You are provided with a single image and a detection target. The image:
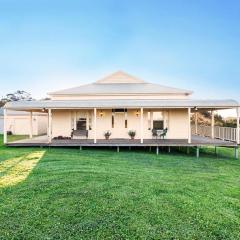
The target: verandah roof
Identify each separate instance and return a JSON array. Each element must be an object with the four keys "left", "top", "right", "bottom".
[{"left": 4, "top": 99, "right": 239, "bottom": 111}]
